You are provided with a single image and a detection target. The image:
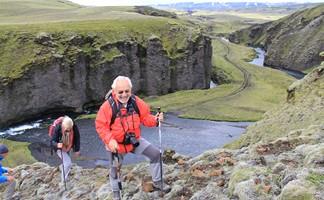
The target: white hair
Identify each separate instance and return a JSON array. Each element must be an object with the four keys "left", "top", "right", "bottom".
[
  {"left": 111, "top": 76, "right": 132, "bottom": 89},
  {"left": 62, "top": 116, "right": 73, "bottom": 129}
]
